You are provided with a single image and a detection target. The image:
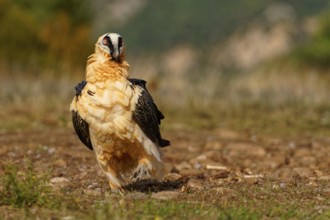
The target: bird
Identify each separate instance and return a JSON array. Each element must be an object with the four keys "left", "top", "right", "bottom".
[{"left": 70, "top": 33, "right": 170, "bottom": 191}]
